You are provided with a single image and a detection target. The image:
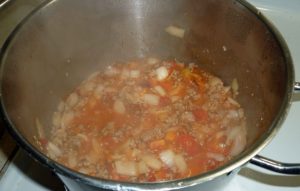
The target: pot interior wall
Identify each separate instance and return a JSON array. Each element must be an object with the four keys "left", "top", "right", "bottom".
[{"left": 1, "top": 0, "right": 287, "bottom": 171}]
